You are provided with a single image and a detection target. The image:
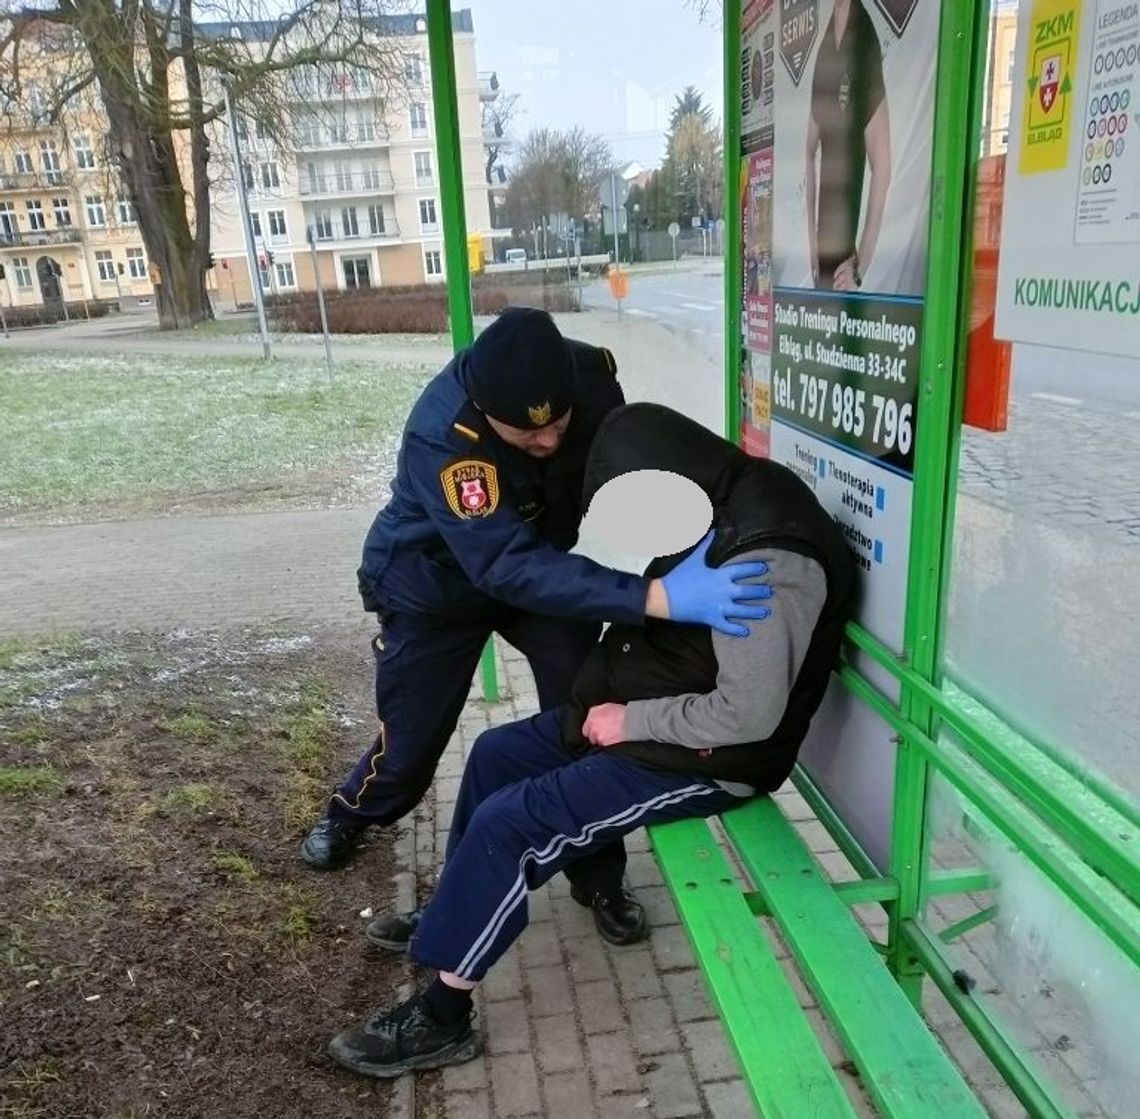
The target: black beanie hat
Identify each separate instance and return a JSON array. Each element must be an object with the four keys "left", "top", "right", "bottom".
[{"left": 468, "top": 307, "right": 575, "bottom": 429}]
